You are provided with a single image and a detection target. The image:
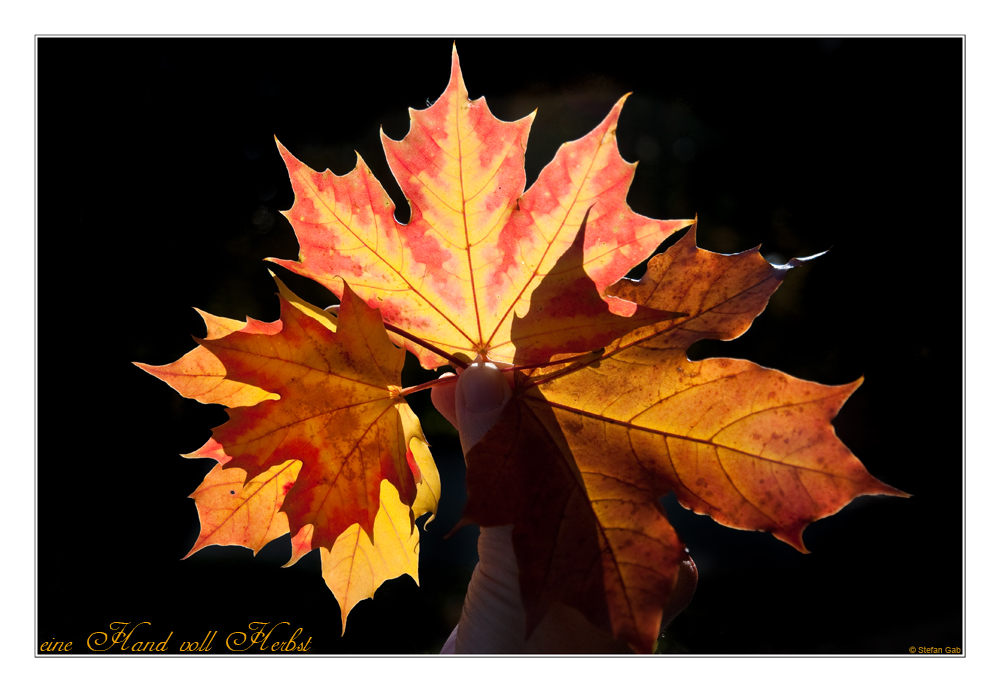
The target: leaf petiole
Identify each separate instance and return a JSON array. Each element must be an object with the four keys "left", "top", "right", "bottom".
[
  {"left": 378, "top": 321, "right": 469, "bottom": 370},
  {"left": 399, "top": 377, "right": 456, "bottom": 398},
  {"left": 499, "top": 352, "right": 595, "bottom": 373}
]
